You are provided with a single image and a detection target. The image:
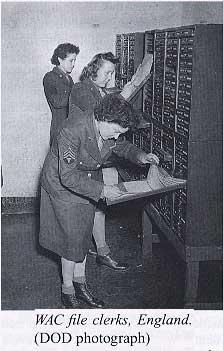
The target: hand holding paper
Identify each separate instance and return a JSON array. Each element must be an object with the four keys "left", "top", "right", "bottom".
[
  {"left": 120, "top": 54, "right": 153, "bottom": 101},
  {"left": 147, "top": 164, "right": 186, "bottom": 190},
  {"left": 131, "top": 54, "right": 153, "bottom": 87},
  {"left": 138, "top": 152, "right": 159, "bottom": 165}
]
